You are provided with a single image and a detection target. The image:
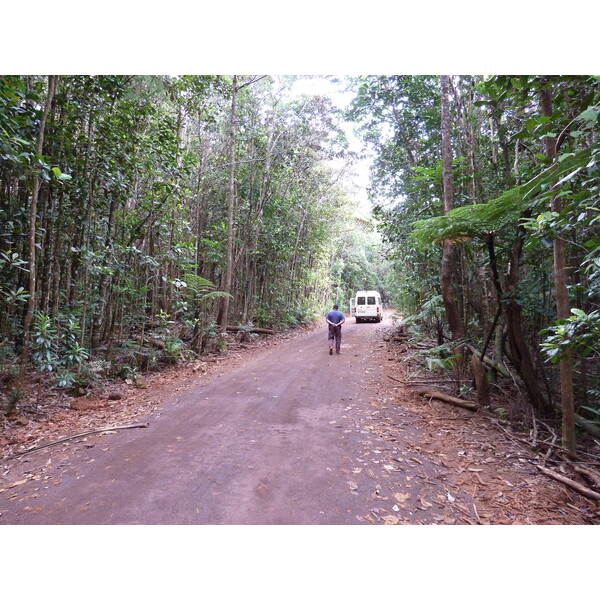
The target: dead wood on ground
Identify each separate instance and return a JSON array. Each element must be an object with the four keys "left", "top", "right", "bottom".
[
  {"left": 132, "top": 335, "right": 165, "bottom": 349},
  {"left": 536, "top": 464, "right": 600, "bottom": 501},
  {"left": 226, "top": 325, "right": 274, "bottom": 335},
  {"left": 5, "top": 422, "right": 149, "bottom": 460},
  {"left": 571, "top": 463, "right": 600, "bottom": 489},
  {"left": 414, "top": 388, "right": 478, "bottom": 411}
]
